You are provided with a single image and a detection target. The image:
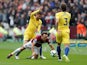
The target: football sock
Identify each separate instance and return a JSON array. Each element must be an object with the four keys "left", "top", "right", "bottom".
[
  {"left": 40, "top": 46, "right": 42, "bottom": 56},
  {"left": 57, "top": 45, "right": 61, "bottom": 59},
  {"left": 15, "top": 48, "right": 25, "bottom": 56},
  {"left": 64, "top": 47, "right": 69, "bottom": 56},
  {"left": 15, "top": 51, "right": 21, "bottom": 56},
  {"left": 11, "top": 48, "right": 21, "bottom": 55}
]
